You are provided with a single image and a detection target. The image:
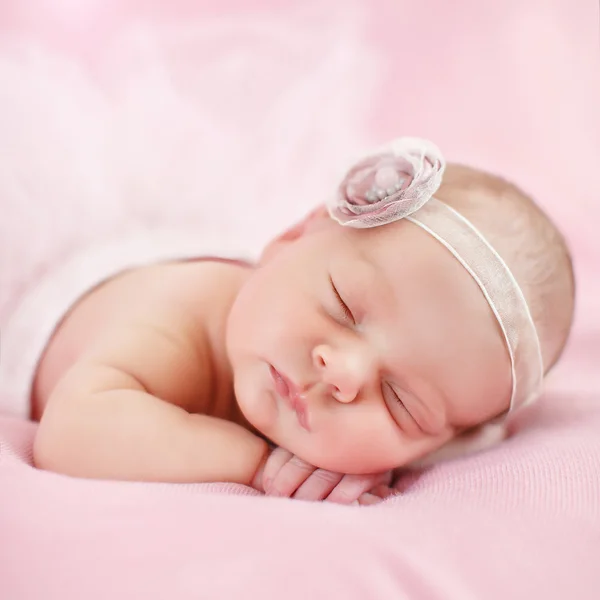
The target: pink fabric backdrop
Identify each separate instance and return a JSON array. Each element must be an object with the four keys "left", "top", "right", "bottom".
[{"left": 1, "top": 1, "right": 599, "bottom": 598}]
